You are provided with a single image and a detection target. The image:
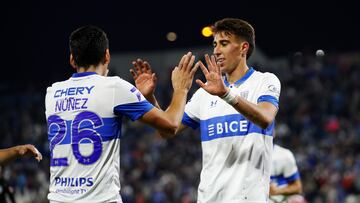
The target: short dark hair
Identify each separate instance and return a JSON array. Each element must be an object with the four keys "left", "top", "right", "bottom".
[
  {"left": 212, "top": 18, "right": 255, "bottom": 59},
  {"left": 69, "top": 25, "right": 109, "bottom": 68}
]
